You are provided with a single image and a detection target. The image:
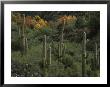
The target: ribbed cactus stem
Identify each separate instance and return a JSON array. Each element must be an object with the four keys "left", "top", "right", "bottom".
[
  {"left": 44, "top": 35, "right": 47, "bottom": 64},
  {"left": 84, "top": 32, "right": 86, "bottom": 58},
  {"left": 25, "top": 37, "right": 28, "bottom": 52},
  {"left": 49, "top": 45, "right": 51, "bottom": 65},
  {"left": 62, "top": 43, "right": 65, "bottom": 57},
  {"left": 82, "top": 32, "right": 87, "bottom": 77},
  {"left": 18, "top": 26, "right": 21, "bottom": 36},
  {"left": 82, "top": 57, "right": 86, "bottom": 77},
  {"left": 98, "top": 49, "right": 100, "bottom": 67},
  {"left": 95, "top": 42, "right": 98, "bottom": 69},
  {"left": 61, "top": 32, "right": 64, "bottom": 43},
  {"left": 63, "top": 19, "right": 65, "bottom": 31},
  {"left": 61, "top": 19, "right": 65, "bottom": 43},
  {"left": 58, "top": 42, "right": 61, "bottom": 58},
  {"left": 51, "top": 40, "right": 54, "bottom": 53},
  {"left": 22, "top": 14, "right": 25, "bottom": 36},
  {"left": 22, "top": 14, "right": 26, "bottom": 53},
  {"left": 95, "top": 43, "right": 98, "bottom": 61},
  {"left": 60, "top": 42, "right": 62, "bottom": 56}
]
